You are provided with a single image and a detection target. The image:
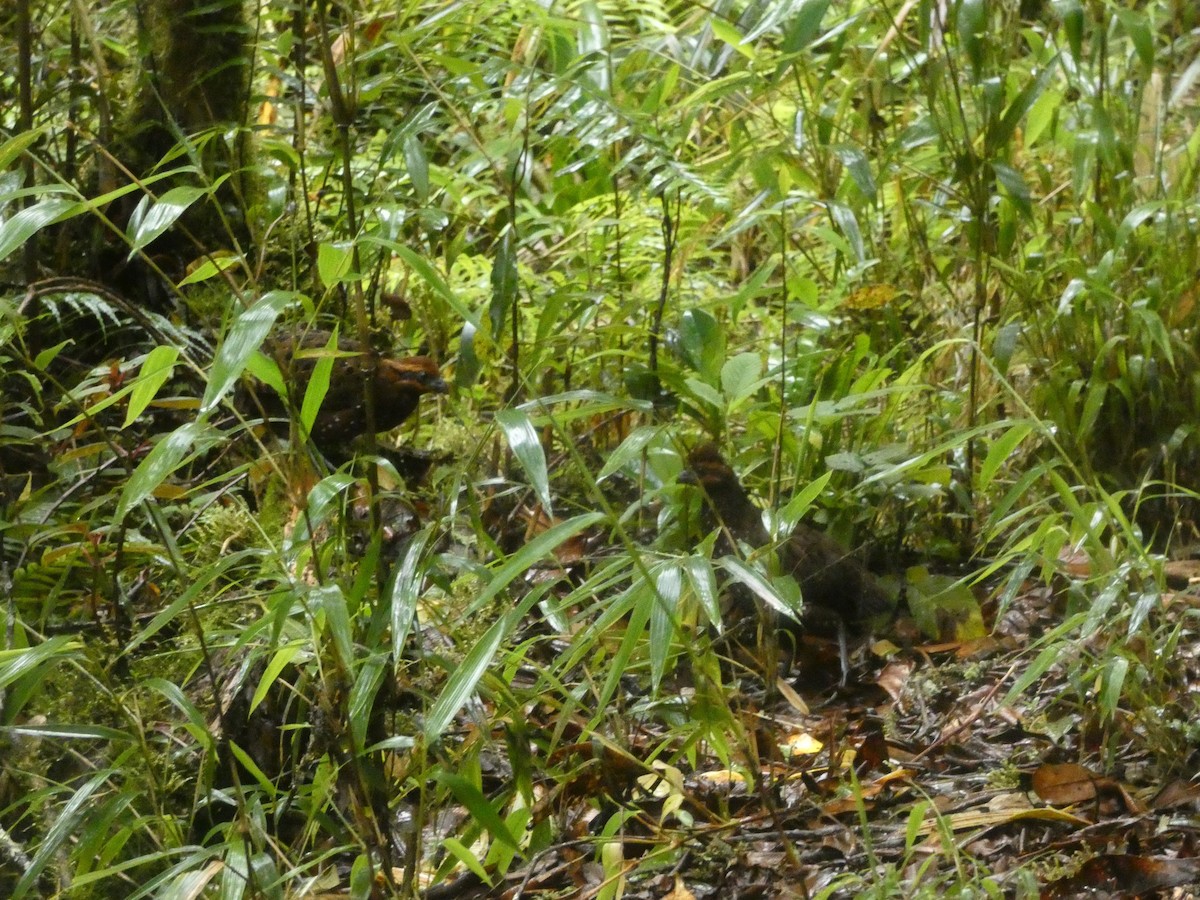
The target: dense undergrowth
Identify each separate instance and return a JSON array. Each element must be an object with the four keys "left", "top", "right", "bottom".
[{"left": 2, "top": 0, "right": 1200, "bottom": 896}]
